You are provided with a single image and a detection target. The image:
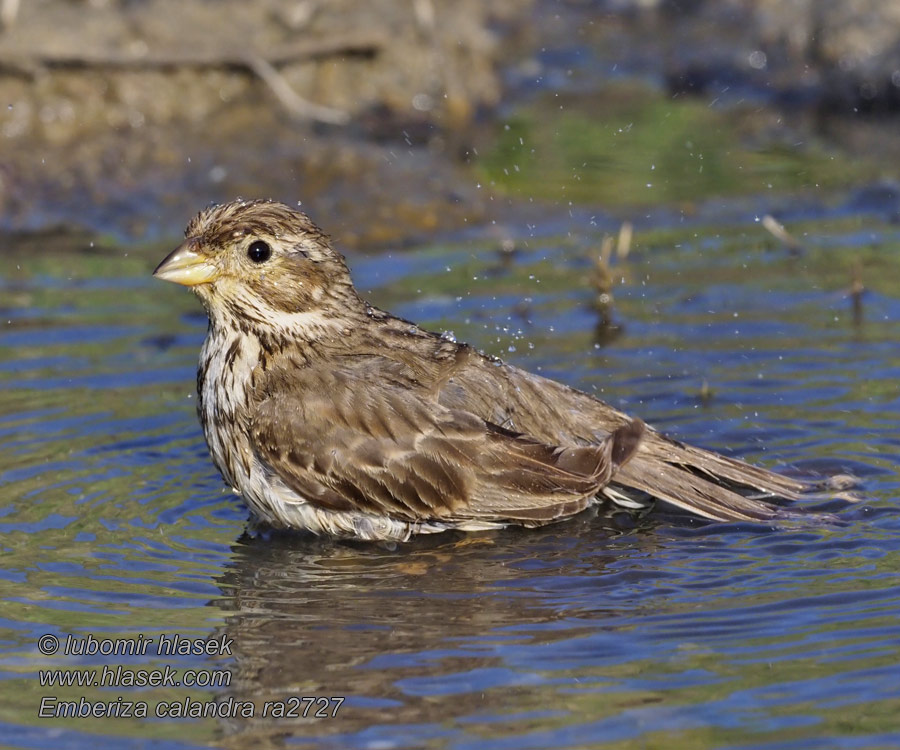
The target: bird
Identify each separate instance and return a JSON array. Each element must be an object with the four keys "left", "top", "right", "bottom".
[{"left": 154, "top": 199, "right": 833, "bottom": 541}]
